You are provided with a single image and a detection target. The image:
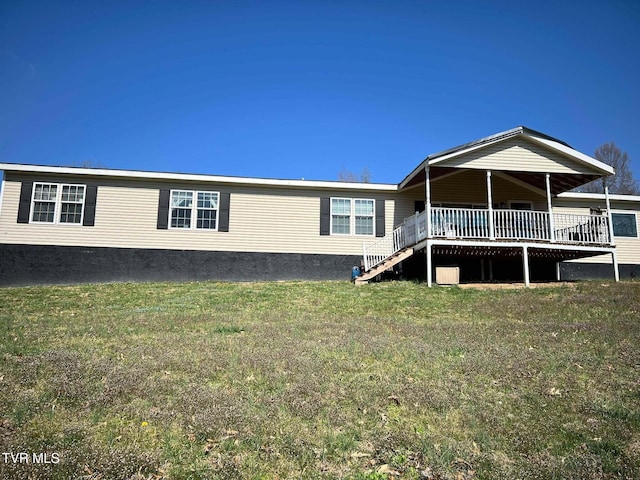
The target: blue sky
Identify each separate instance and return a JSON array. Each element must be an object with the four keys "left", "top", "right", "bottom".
[{"left": 1, "top": 0, "right": 639, "bottom": 184}]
